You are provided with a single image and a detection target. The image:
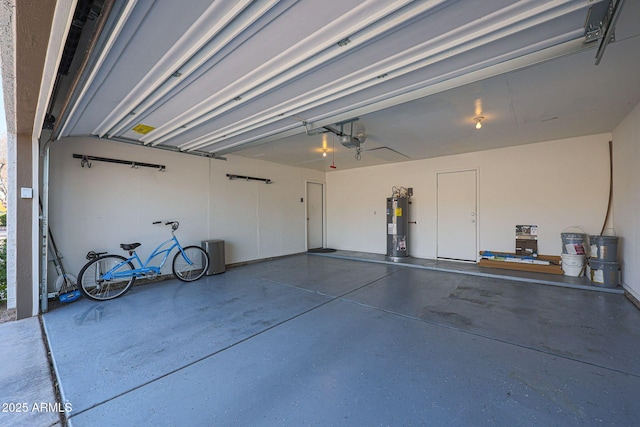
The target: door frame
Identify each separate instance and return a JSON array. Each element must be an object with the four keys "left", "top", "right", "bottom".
[
  {"left": 436, "top": 168, "right": 480, "bottom": 262},
  {"left": 305, "top": 180, "right": 326, "bottom": 250}
]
